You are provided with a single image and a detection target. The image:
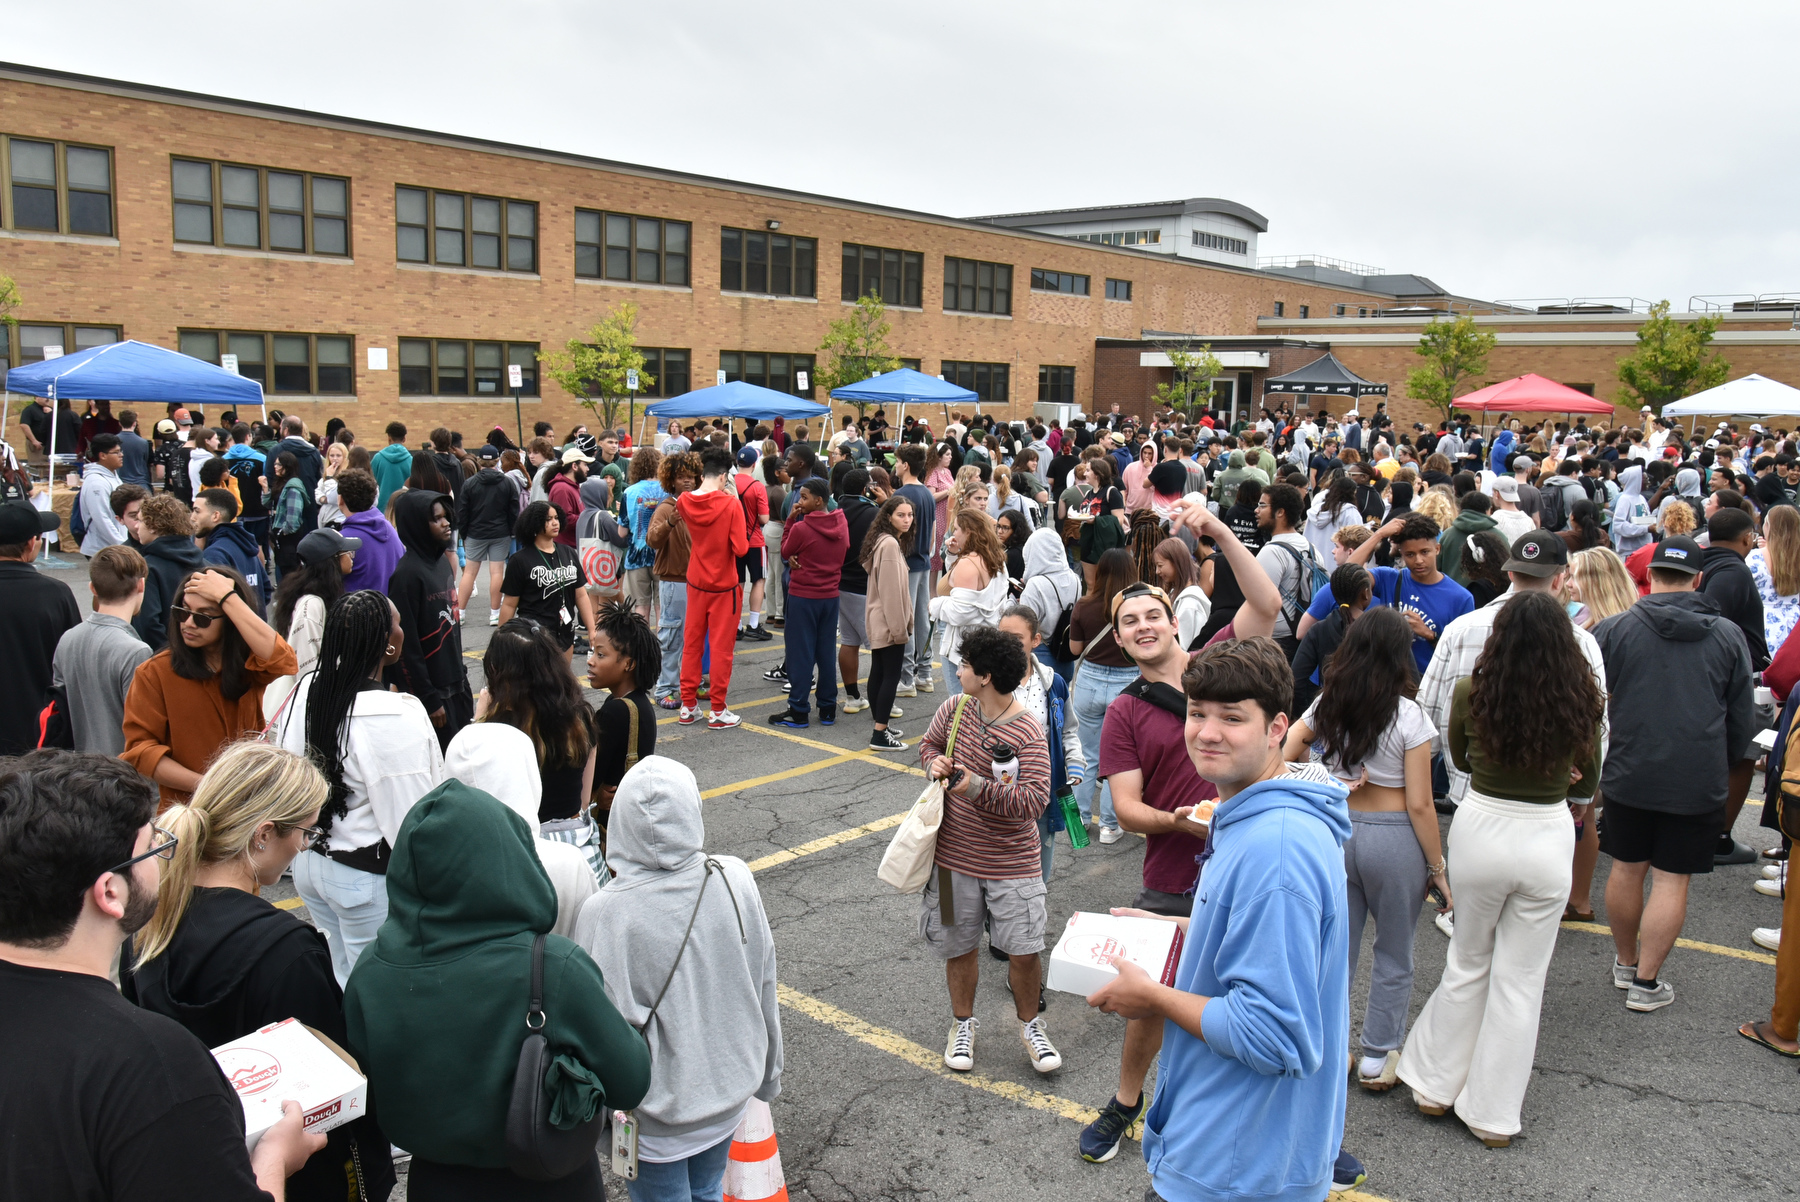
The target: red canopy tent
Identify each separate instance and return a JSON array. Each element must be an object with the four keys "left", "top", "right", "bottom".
[{"left": 1452, "top": 373, "right": 1614, "bottom": 414}]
